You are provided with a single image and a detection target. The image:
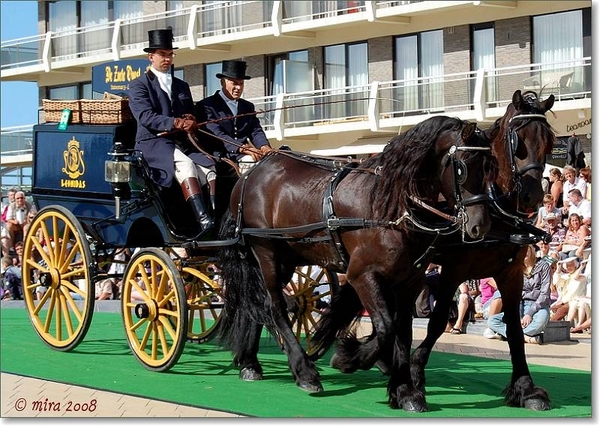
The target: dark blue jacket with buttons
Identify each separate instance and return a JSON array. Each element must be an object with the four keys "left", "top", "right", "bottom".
[
  {"left": 129, "top": 70, "right": 206, "bottom": 187},
  {"left": 195, "top": 91, "right": 270, "bottom": 165}
]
